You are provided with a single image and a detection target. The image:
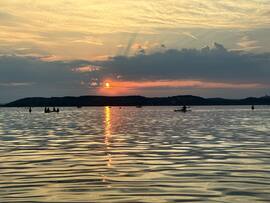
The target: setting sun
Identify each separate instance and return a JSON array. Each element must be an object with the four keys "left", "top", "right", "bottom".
[{"left": 105, "top": 82, "right": 111, "bottom": 88}]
